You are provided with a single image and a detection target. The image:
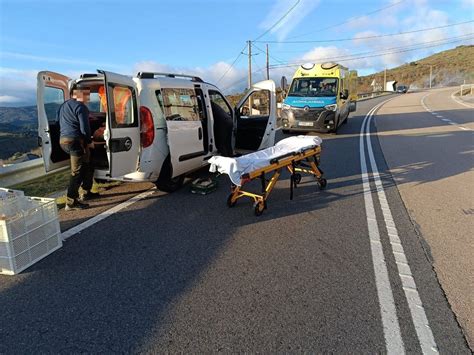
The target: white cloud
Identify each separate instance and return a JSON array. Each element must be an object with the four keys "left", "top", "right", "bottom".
[
  {"left": 258, "top": 0, "right": 320, "bottom": 41},
  {"left": 133, "top": 60, "right": 247, "bottom": 93},
  {"left": 0, "top": 95, "right": 23, "bottom": 104},
  {"left": 461, "top": 0, "right": 474, "bottom": 7}
]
